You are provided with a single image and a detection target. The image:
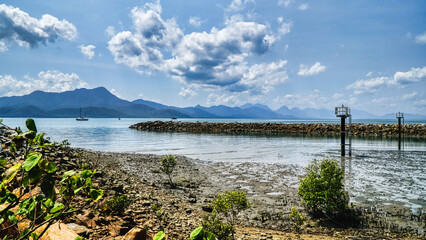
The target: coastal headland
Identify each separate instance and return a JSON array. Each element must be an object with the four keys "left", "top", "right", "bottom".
[{"left": 130, "top": 121, "right": 426, "bottom": 137}]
